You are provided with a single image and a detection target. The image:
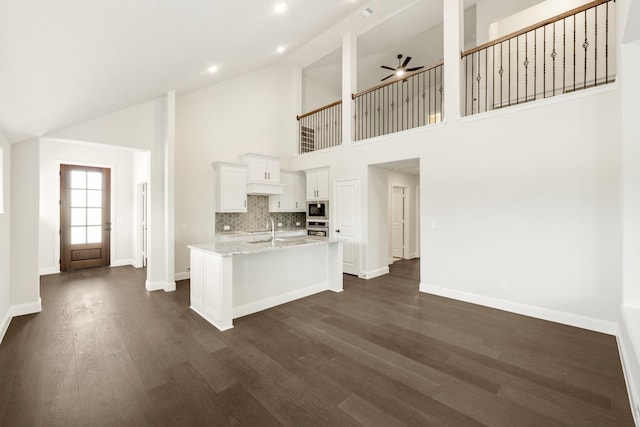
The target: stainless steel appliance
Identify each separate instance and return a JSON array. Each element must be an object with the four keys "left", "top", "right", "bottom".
[
  {"left": 307, "top": 221, "right": 329, "bottom": 238},
  {"left": 307, "top": 200, "right": 329, "bottom": 220}
]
